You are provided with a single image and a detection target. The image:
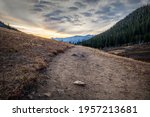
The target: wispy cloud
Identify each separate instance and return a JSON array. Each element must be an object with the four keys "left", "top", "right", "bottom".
[
  {"left": 68, "top": 7, "right": 79, "bottom": 11},
  {"left": 0, "top": 0, "right": 149, "bottom": 38}
]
